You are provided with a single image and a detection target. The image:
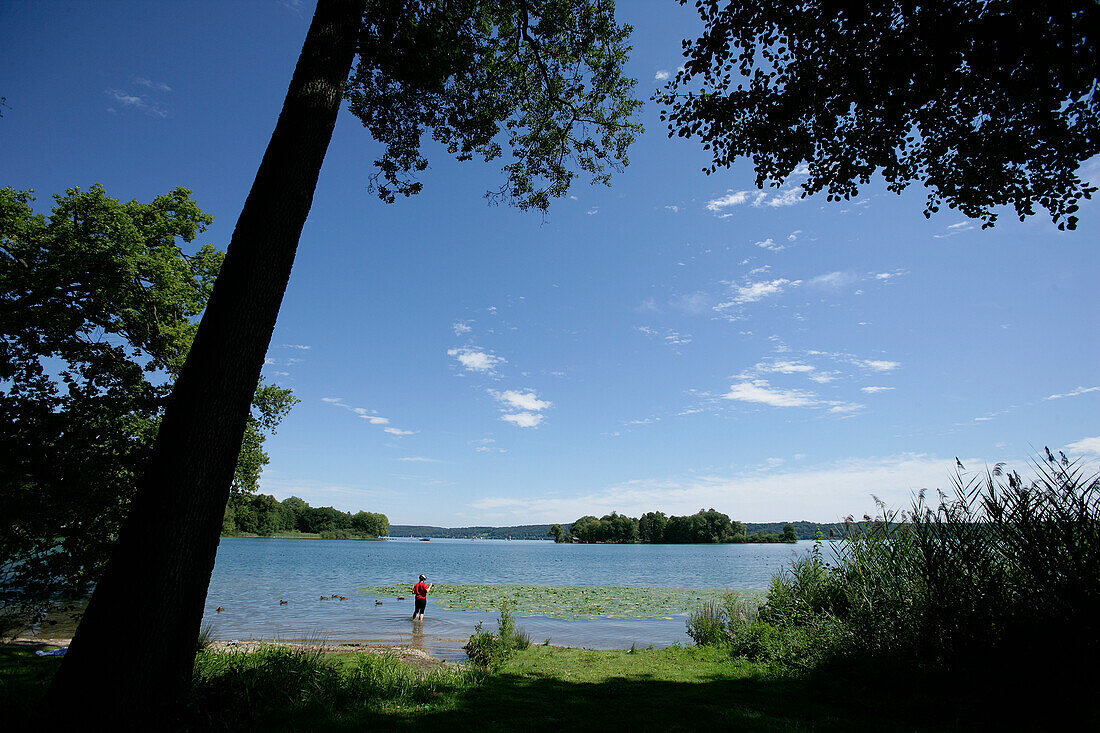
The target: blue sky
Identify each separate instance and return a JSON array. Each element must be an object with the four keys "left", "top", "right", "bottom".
[{"left": 3, "top": 1, "right": 1098, "bottom": 526}]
